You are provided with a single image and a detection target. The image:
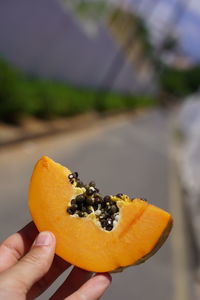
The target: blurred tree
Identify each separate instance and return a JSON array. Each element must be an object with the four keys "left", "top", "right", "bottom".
[
  {"left": 109, "top": 8, "right": 153, "bottom": 58},
  {"left": 160, "top": 65, "right": 200, "bottom": 97},
  {"left": 60, "top": 0, "right": 110, "bottom": 23},
  {"left": 161, "top": 35, "right": 178, "bottom": 52},
  {"left": 98, "top": 7, "right": 156, "bottom": 97}
]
